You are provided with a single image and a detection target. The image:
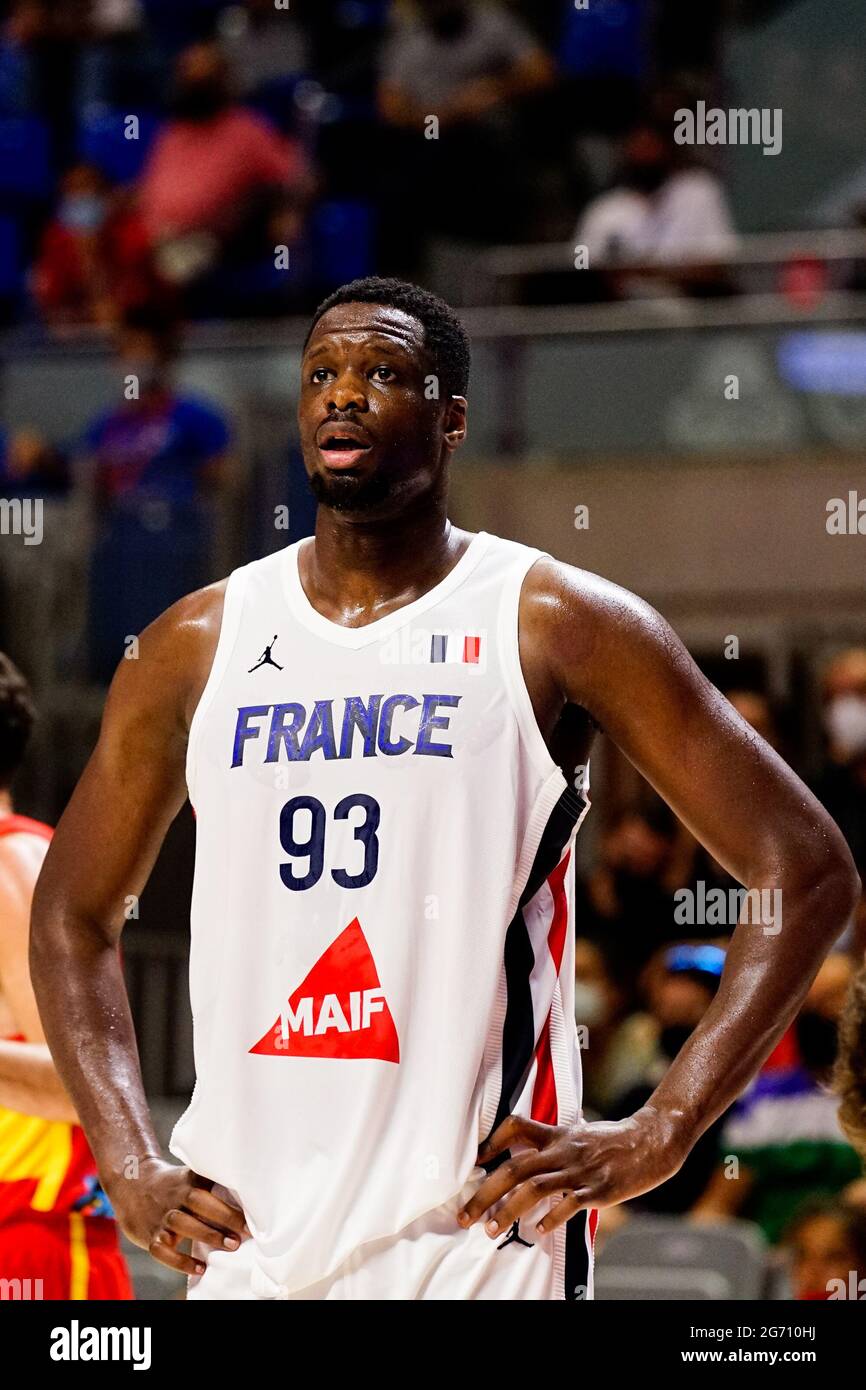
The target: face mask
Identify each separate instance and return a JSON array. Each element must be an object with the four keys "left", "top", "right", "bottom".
[
  {"left": 795, "top": 1011, "right": 838, "bottom": 1073},
  {"left": 573, "top": 981, "right": 606, "bottom": 1028},
  {"left": 824, "top": 694, "right": 866, "bottom": 761},
  {"left": 58, "top": 194, "right": 106, "bottom": 232},
  {"left": 659, "top": 1024, "right": 693, "bottom": 1061}
]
